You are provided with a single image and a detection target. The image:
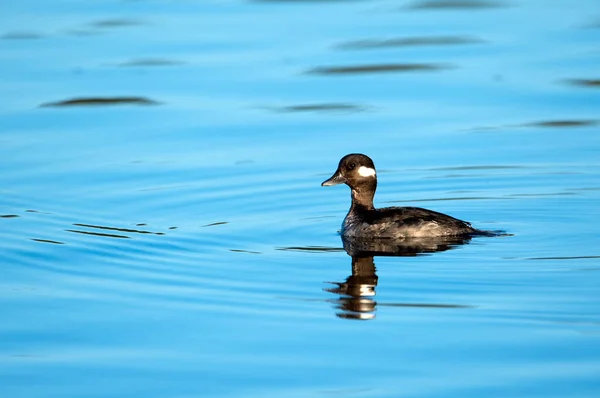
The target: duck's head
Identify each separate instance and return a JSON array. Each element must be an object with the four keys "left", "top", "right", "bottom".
[{"left": 321, "top": 153, "right": 377, "bottom": 188}]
